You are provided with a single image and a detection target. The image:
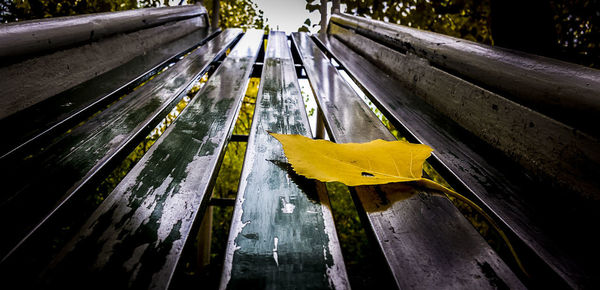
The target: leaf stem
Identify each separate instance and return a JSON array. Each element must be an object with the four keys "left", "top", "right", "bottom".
[{"left": 417, "top": 178, "right": 529, "bottom": 278}]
